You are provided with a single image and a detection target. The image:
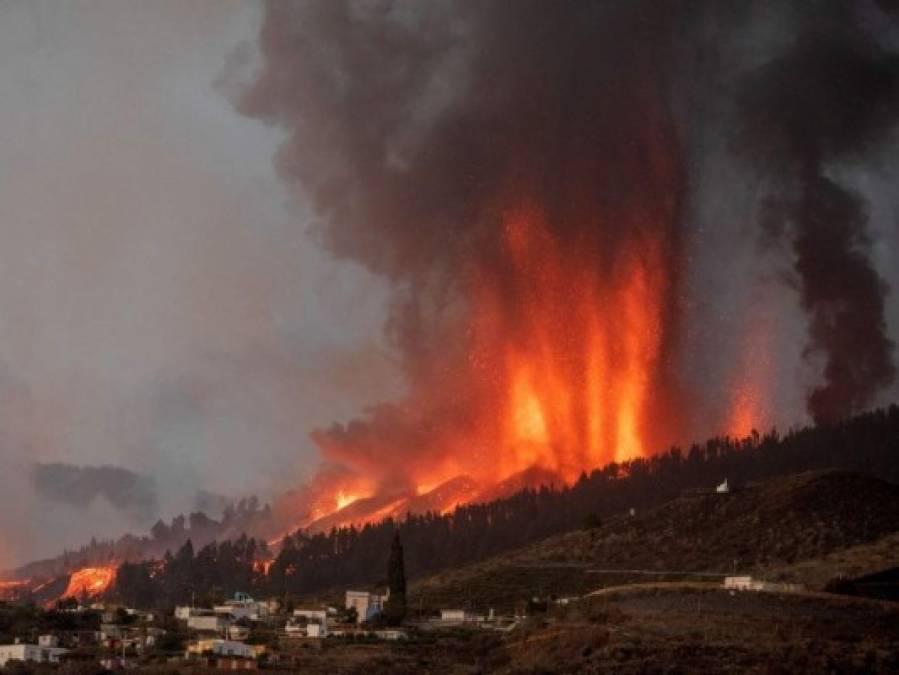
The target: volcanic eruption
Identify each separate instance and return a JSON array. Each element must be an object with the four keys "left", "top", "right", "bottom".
[{"left": 235, "top": 1, "right": 899, "bottom": 531}]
